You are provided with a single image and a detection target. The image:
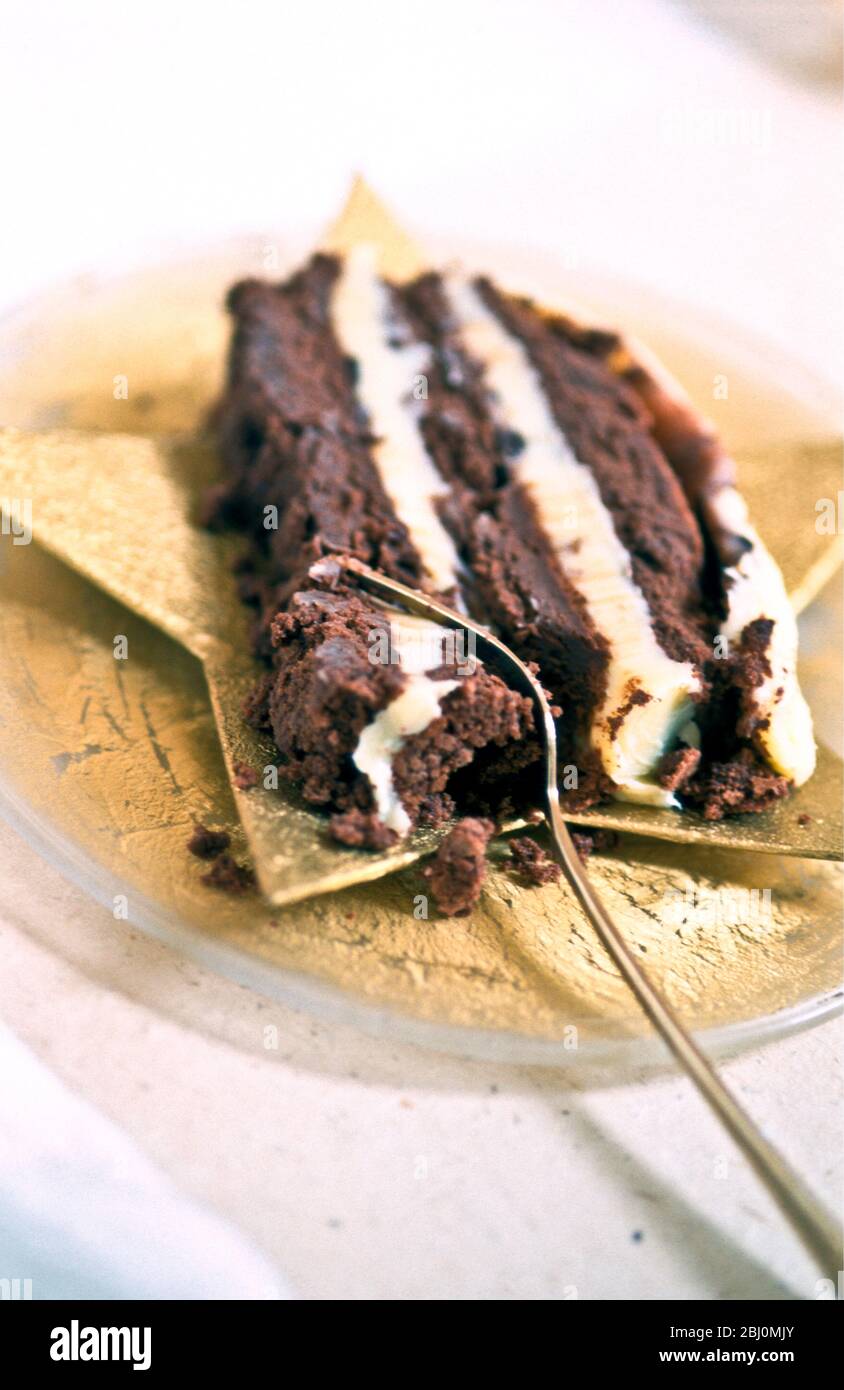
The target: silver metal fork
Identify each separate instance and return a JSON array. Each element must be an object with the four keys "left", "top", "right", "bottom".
[{"left": 342, "top": 556, "right": 843, "bottom": 1286}]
